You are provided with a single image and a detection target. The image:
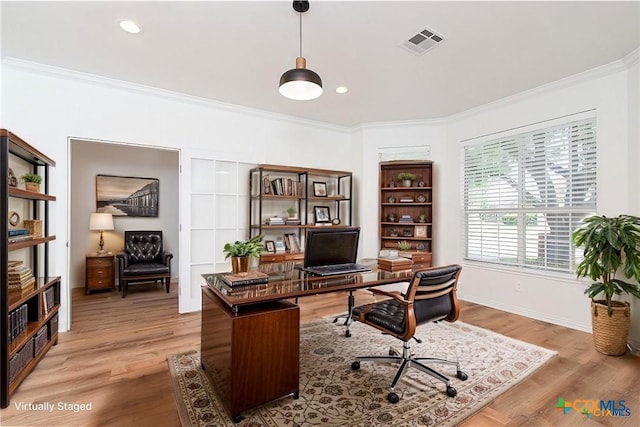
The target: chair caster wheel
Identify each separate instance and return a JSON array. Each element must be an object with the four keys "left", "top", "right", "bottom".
[
  {"left": 232, "top": 414, "right": 243, "bottom": 423},
  {"left": 345, "top": 330, "right": 351, "bottom": 338},
  {"left": 333, "top": 318, "right": 338, "bottom": 323},
  {"left": 387, "top": 392, "right": 400, "bottom": 404},
  {"left": 446, "top": 386, "right": 457, "bottom": 397},
  {"left": 351, "top": 361, "right": 360, "bottom": 370},
  {"left": 457, "top": 371, "right": 468, "bottom": 381}
]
